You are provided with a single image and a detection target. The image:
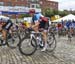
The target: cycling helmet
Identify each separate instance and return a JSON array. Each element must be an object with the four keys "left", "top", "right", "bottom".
[{"left": 29, "top": 9, "right": 35, "bottom": 13}]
